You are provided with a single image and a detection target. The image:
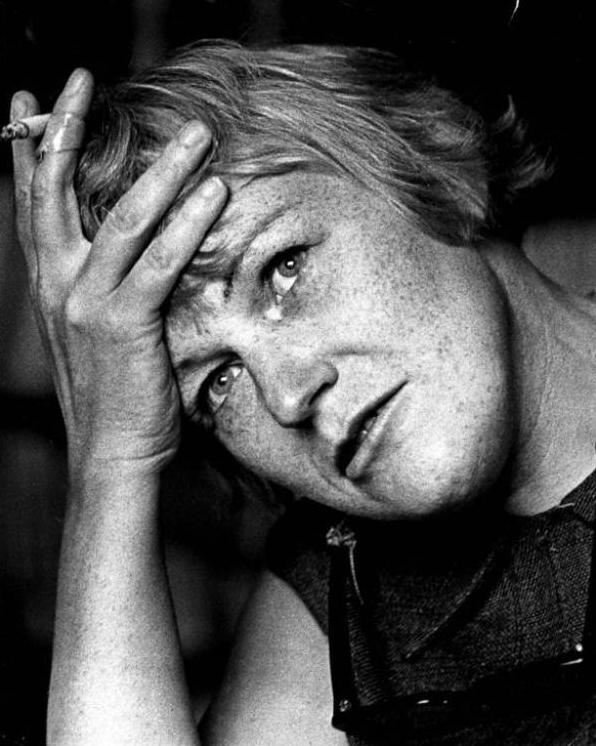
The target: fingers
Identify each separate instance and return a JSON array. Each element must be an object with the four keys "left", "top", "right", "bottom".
[
  {"left": 88, "top": 121, "right": 215, "bottom": 287},
  {"left": 31, "top": 68, "right": 94, "bottom": 249},
  {"left": 11, "top": 91, "right": 41, "bottom": 263},
  {"left": 121, "top": 176, "right": 228, "bottom": 309}
]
